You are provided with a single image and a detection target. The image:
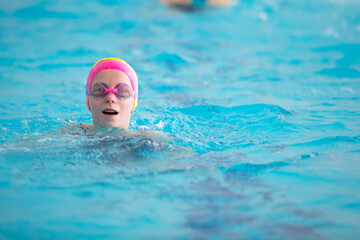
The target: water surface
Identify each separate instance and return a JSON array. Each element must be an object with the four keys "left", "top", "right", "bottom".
[{"left": 0, "top": 0, "right": 360, "bottom": 239}]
